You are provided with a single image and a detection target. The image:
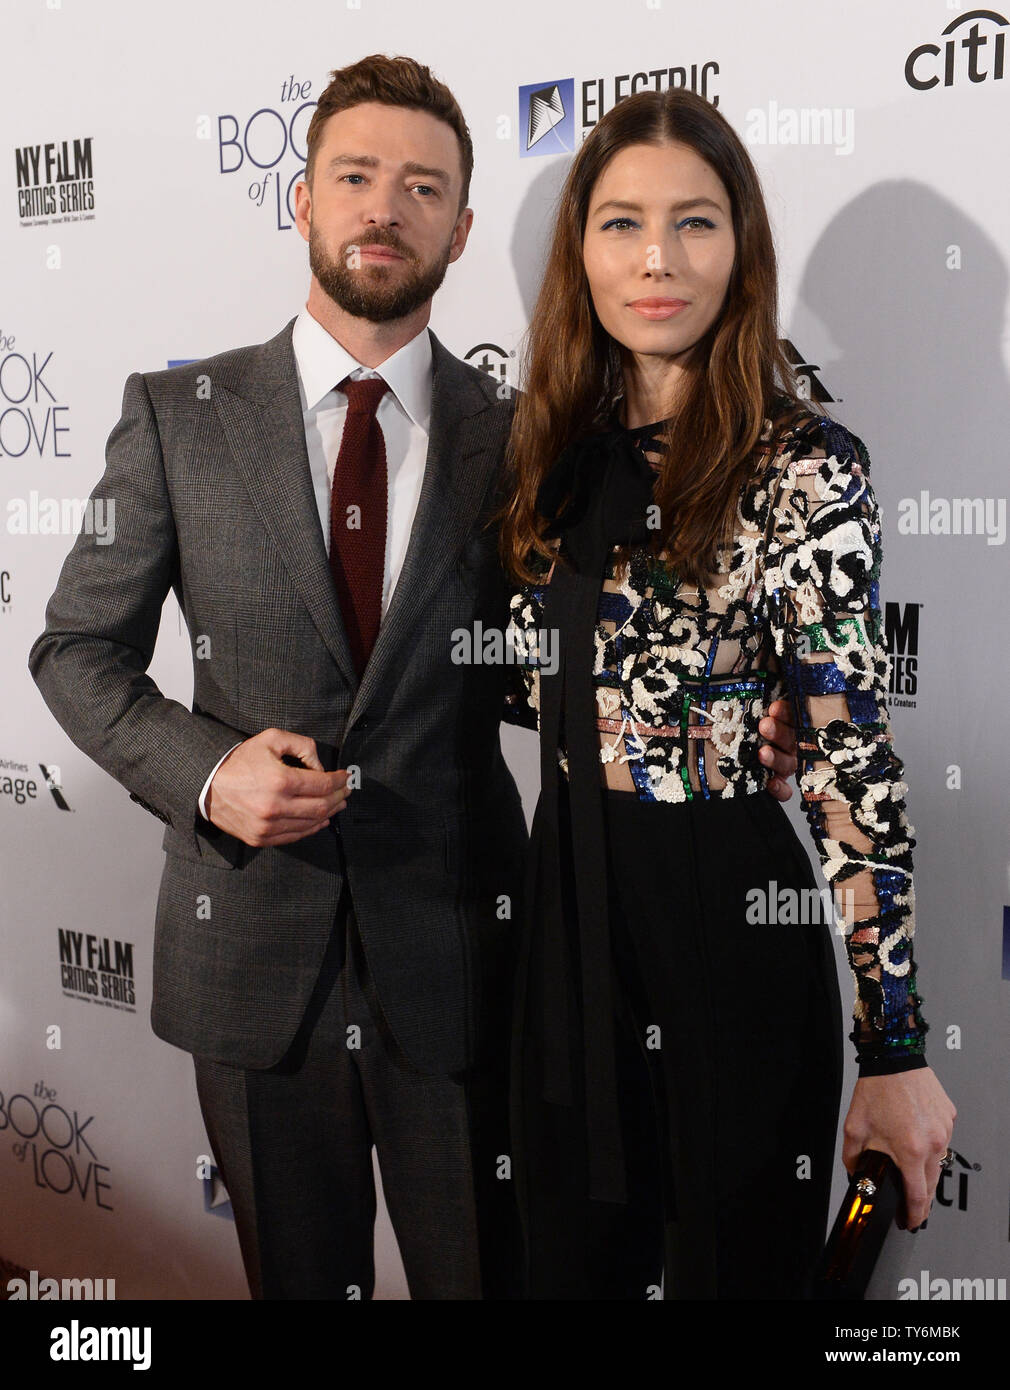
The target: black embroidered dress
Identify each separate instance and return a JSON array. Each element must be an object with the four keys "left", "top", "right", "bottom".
[{"left": 503, "top": 408, "right": 928, "bottom": 1299}]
